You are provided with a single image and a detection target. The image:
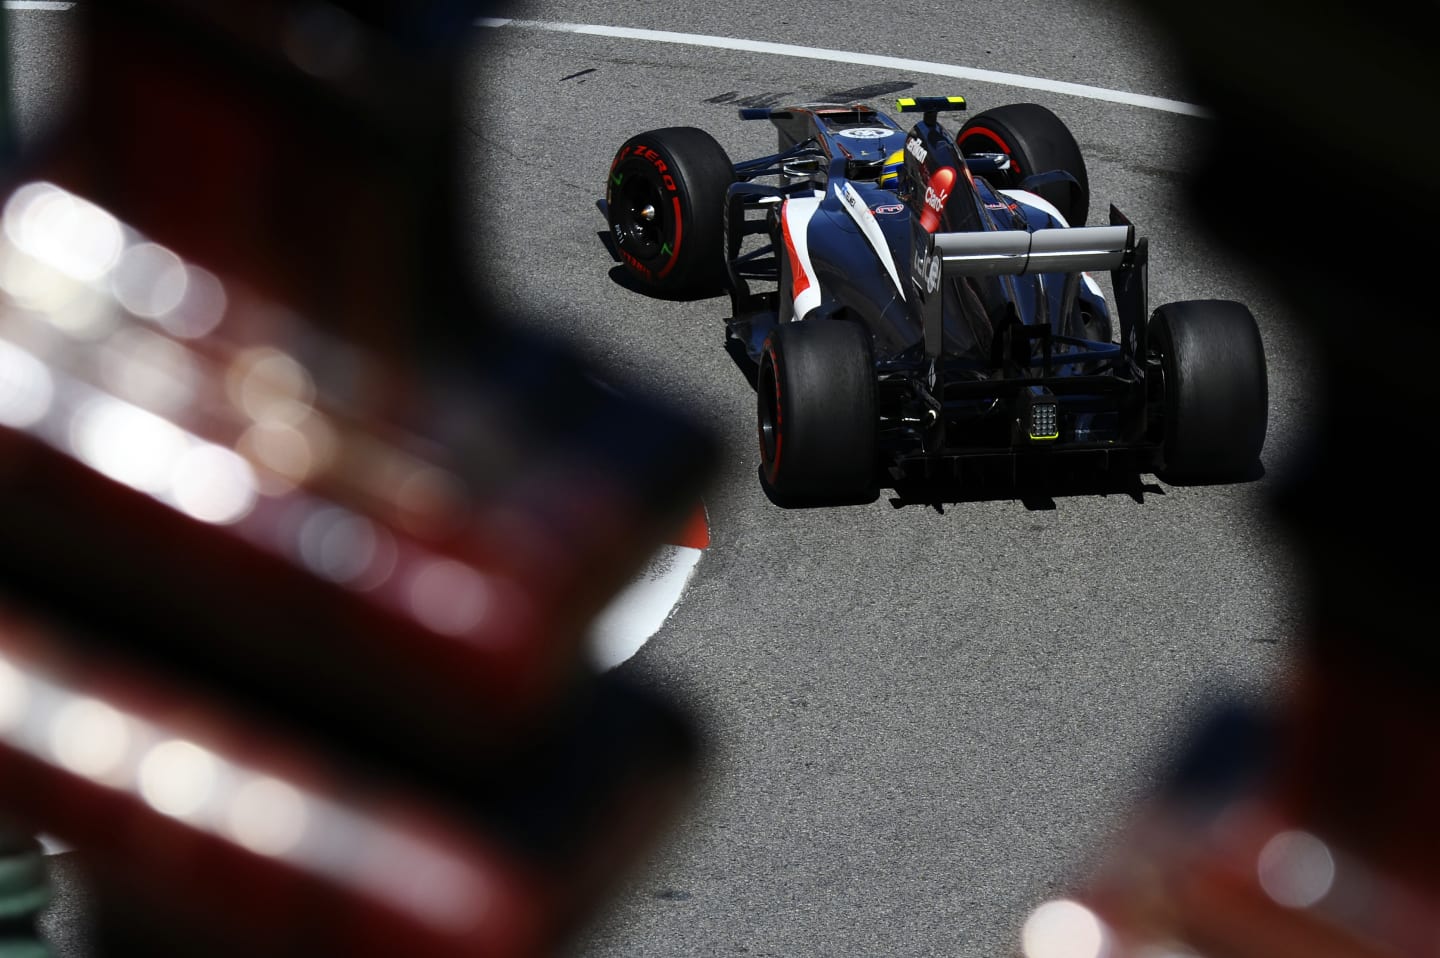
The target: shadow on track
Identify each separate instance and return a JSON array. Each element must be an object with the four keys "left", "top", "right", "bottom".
[
  {"left": 886, "top": 463, "right": 1169, "bottom": 514},
  {"left": 755, "top": 458, "right": 1195, "bottom": 514}
]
